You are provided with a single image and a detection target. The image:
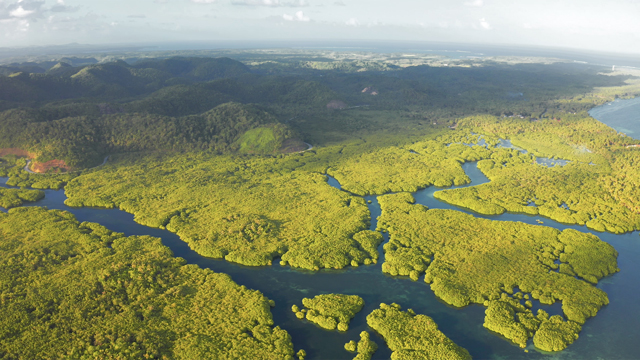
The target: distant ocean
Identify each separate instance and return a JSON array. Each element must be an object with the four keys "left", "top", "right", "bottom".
[
  {"left": 590, "top": 97, "right": 640, "bottom": 140},
  {"left": 139, "top": 40, "right": 640, "bottom": 68},
  {"left": 1, "top": 40, "right": 638, "bottom": 69}
]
